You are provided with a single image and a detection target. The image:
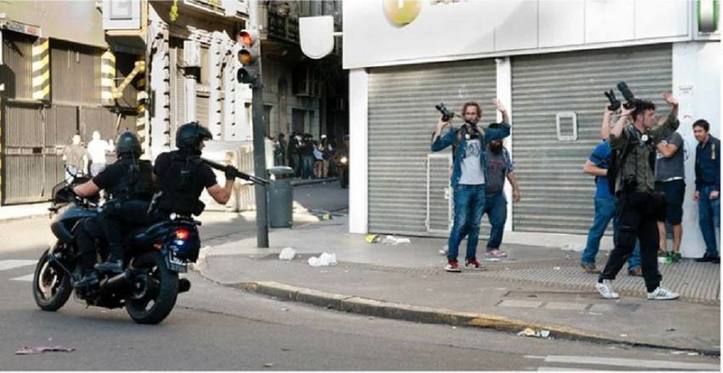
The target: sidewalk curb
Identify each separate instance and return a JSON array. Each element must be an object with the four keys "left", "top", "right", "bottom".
[
  {"left": 0, "top": 211, "right": 50, "bottom": 223},
  {"left": 291, "top": 177, "right": 338, "bottom": 187},
  {"left": 226, "top": 280, "right": 719, "bottom": 356}
]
